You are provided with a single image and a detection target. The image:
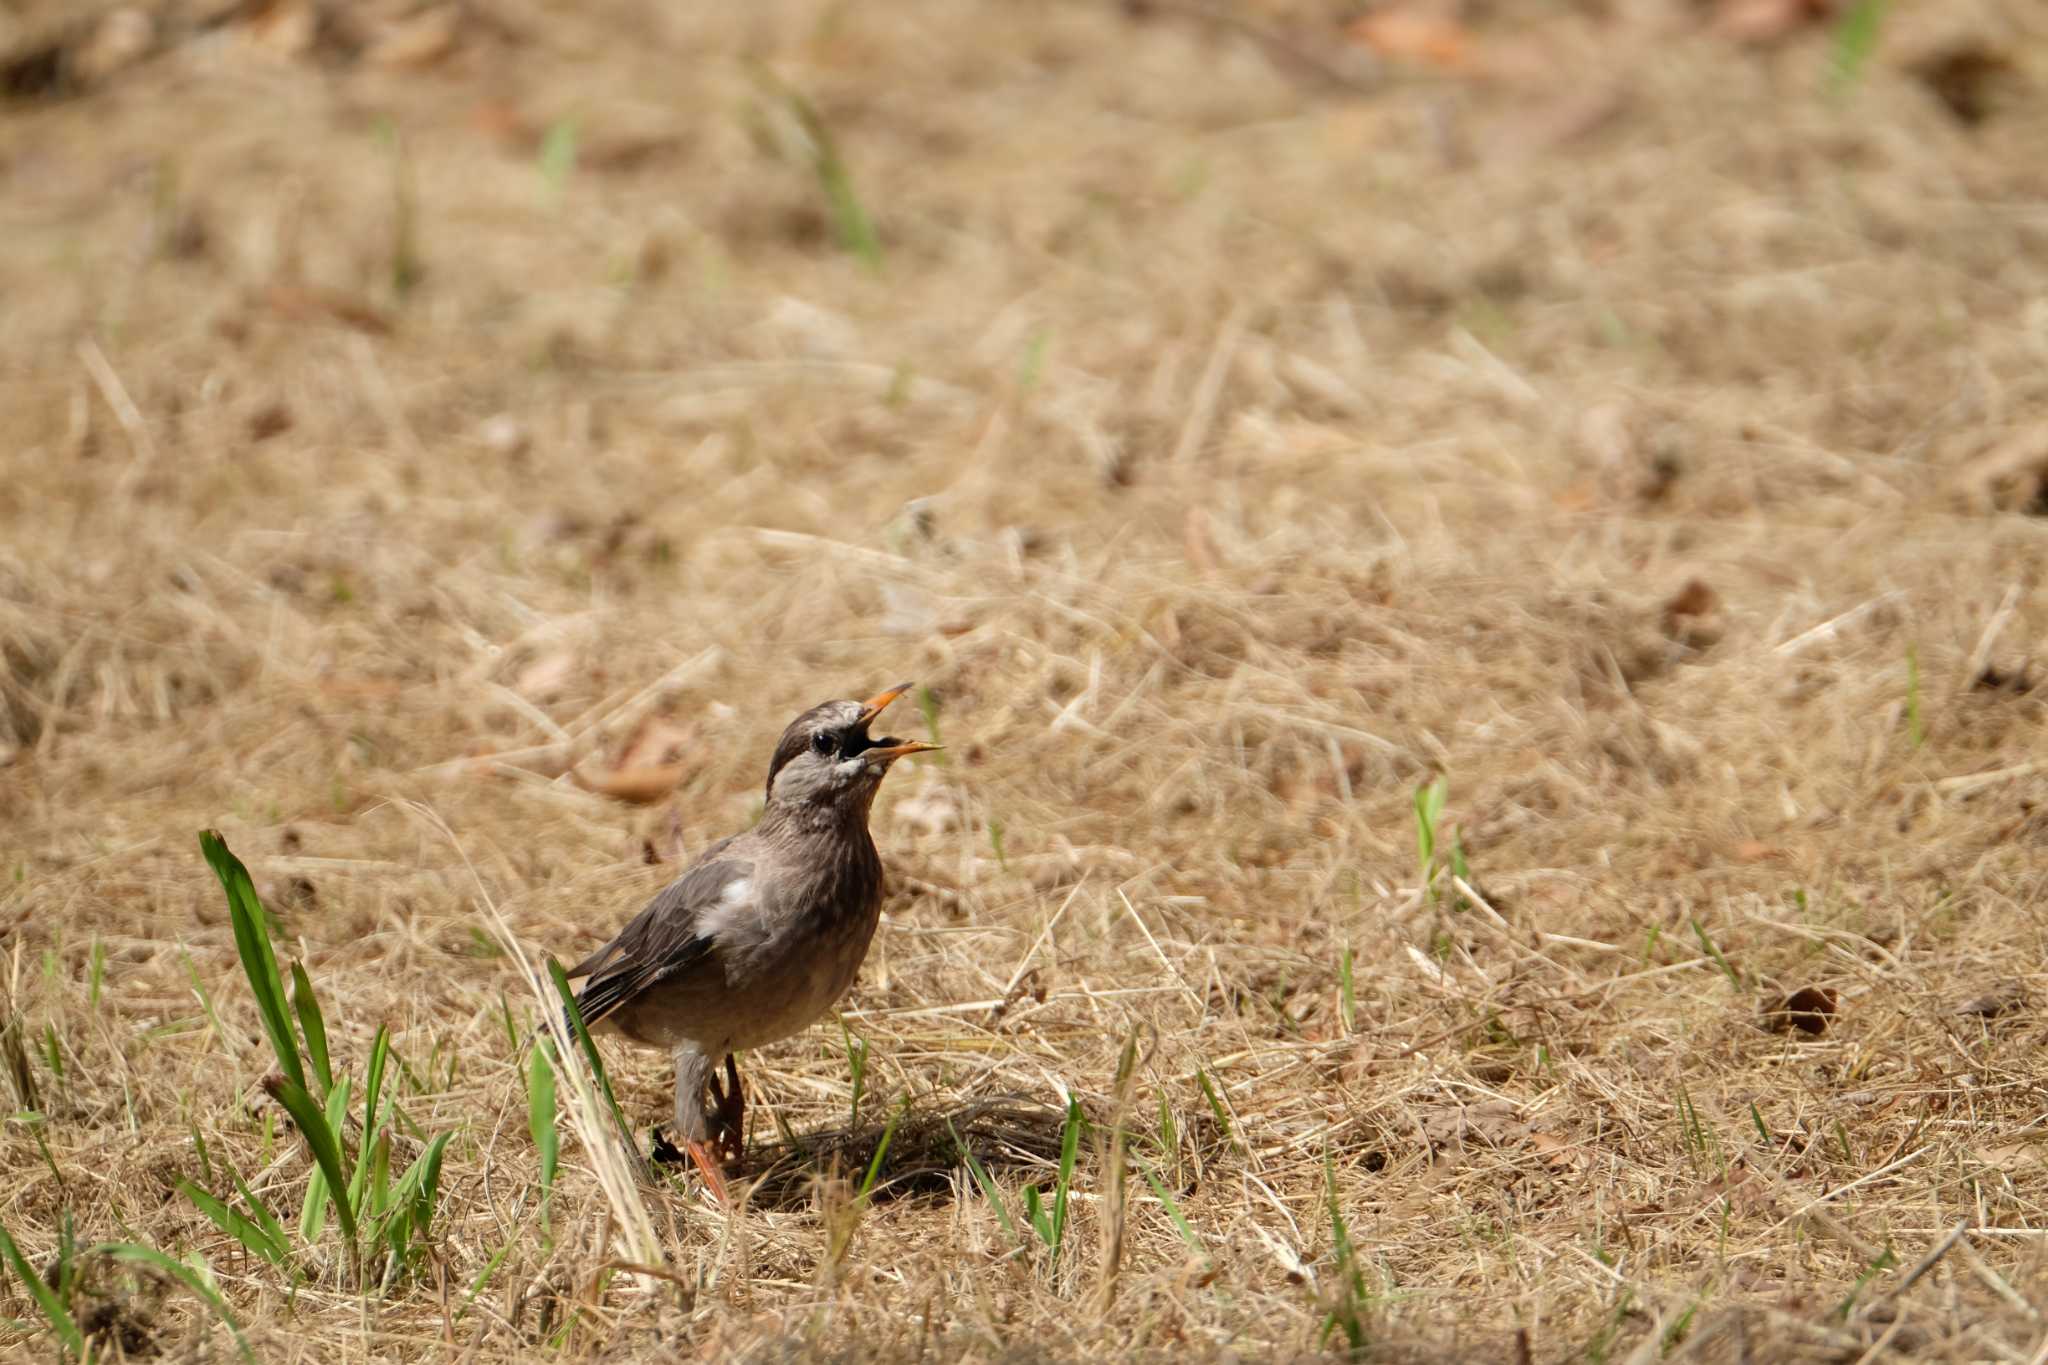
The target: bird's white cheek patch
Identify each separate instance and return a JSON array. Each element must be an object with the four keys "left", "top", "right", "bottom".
[{"left": 837, "top": 757, "right": 867, "bottom": 777}]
